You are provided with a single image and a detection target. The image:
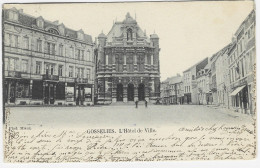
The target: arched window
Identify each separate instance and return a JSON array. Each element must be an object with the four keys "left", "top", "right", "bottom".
[
  {"left": 47, "top": 28, "right": 59, "bottom": 35},
  {"left": 127, "top": 28, "right": 133, "bottom": 41}
]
